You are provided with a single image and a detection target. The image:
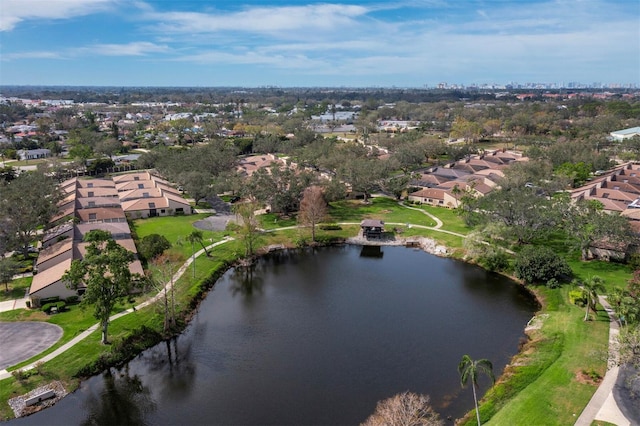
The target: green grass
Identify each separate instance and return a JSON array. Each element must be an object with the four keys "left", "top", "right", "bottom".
[
  {"left": 132, "top": 213, "right": 226, "bottom": 261},
  {"left": 258, "top": 213, "right": 298, "bottom": 230},
  {"left": 461, "top": 286, "right": 611, "bottom": 426},
  {"left": 417, "top": 205, "right": 473, "bottom": 235},
  {"left": 325, "top": 198, "right": 475, "bottom": 238},
  {"left": 0, "top": 276, "right": 32, "bottom": 302},
  {"left": 568, "top": 255, "right": 632, "bottom": 291}
]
